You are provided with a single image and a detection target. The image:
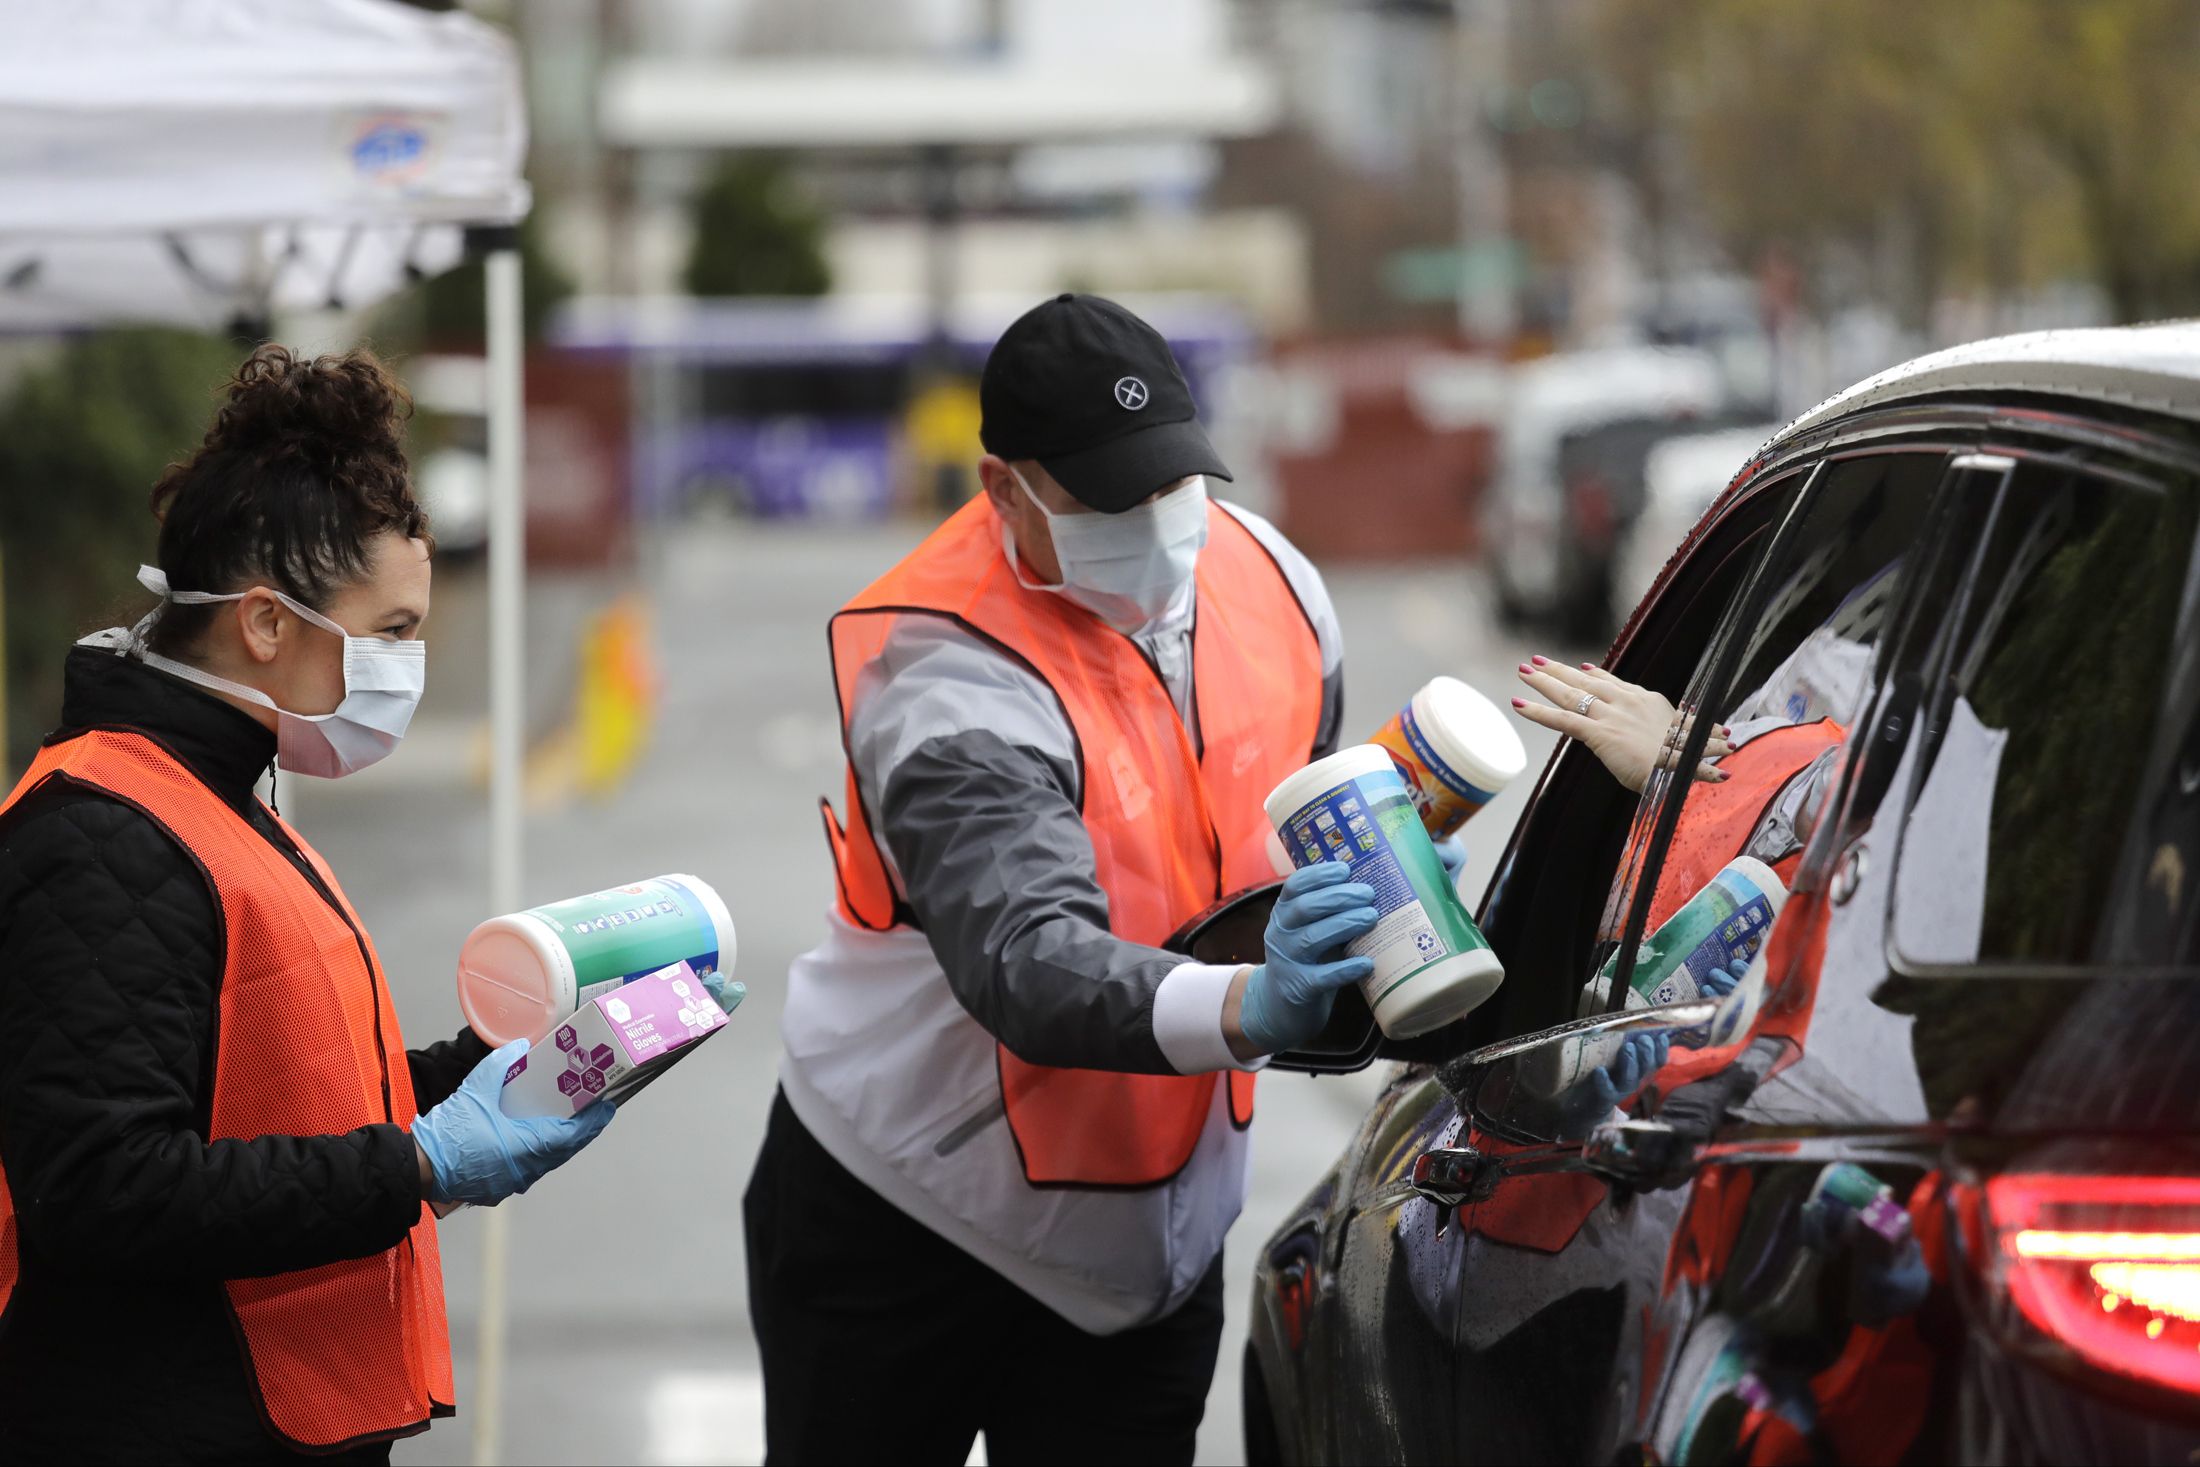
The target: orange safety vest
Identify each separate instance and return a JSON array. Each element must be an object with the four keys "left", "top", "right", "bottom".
[
  {"left": 1637, "top": 720, "right": 1850, "bottom": 1093},
  {"left": 1646, "top": 718, "right": 1848, "bottom": 931},
  {"left": 822, "top": 496, "right": 1323, "bottom": 1187},
  {"left": 0, "top": 731, "right": 453, "bottom": 1452}
]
